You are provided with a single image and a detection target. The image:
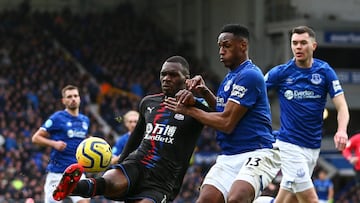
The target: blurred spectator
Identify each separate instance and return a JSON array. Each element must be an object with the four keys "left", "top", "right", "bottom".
[
  {"left": 314, "top": 168, "right": 334, "bottom": 203},
  {"left": 111, "top": 110, "right": 139, "bottom": 164},
  {"left": 342, "top": 132, "right": 360, "bottom": 186}
]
